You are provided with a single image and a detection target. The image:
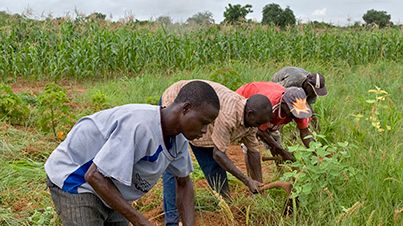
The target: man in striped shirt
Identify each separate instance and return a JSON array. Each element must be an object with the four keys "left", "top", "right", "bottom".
[{"left": 161, "top": 80, "right": 272, "bottom": 226}]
